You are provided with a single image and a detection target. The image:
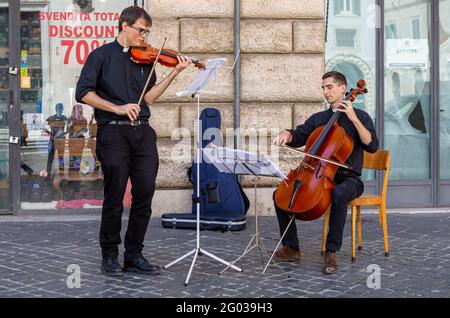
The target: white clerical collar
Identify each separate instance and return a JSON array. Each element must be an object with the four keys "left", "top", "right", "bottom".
[{"left": 115, "top": 38, "right": 129, "bottom": 52}]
